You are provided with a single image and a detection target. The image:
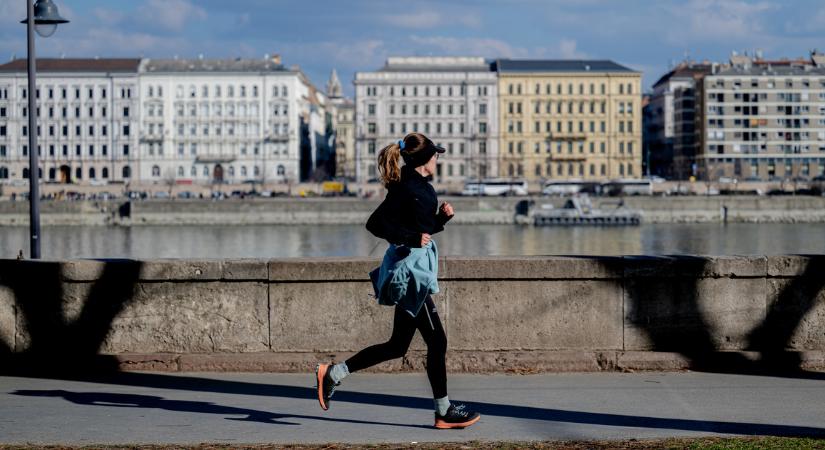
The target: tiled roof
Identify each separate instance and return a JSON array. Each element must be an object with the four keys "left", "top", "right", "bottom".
[
  {"left": 495, "top": 59, "right": 636, "bottom": 73},
  {"left": 141, "top": 58, "right": 290, "bottom": 73},
  {"left": 0, "top": 58, "right": 141, "bottom": 72}
]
